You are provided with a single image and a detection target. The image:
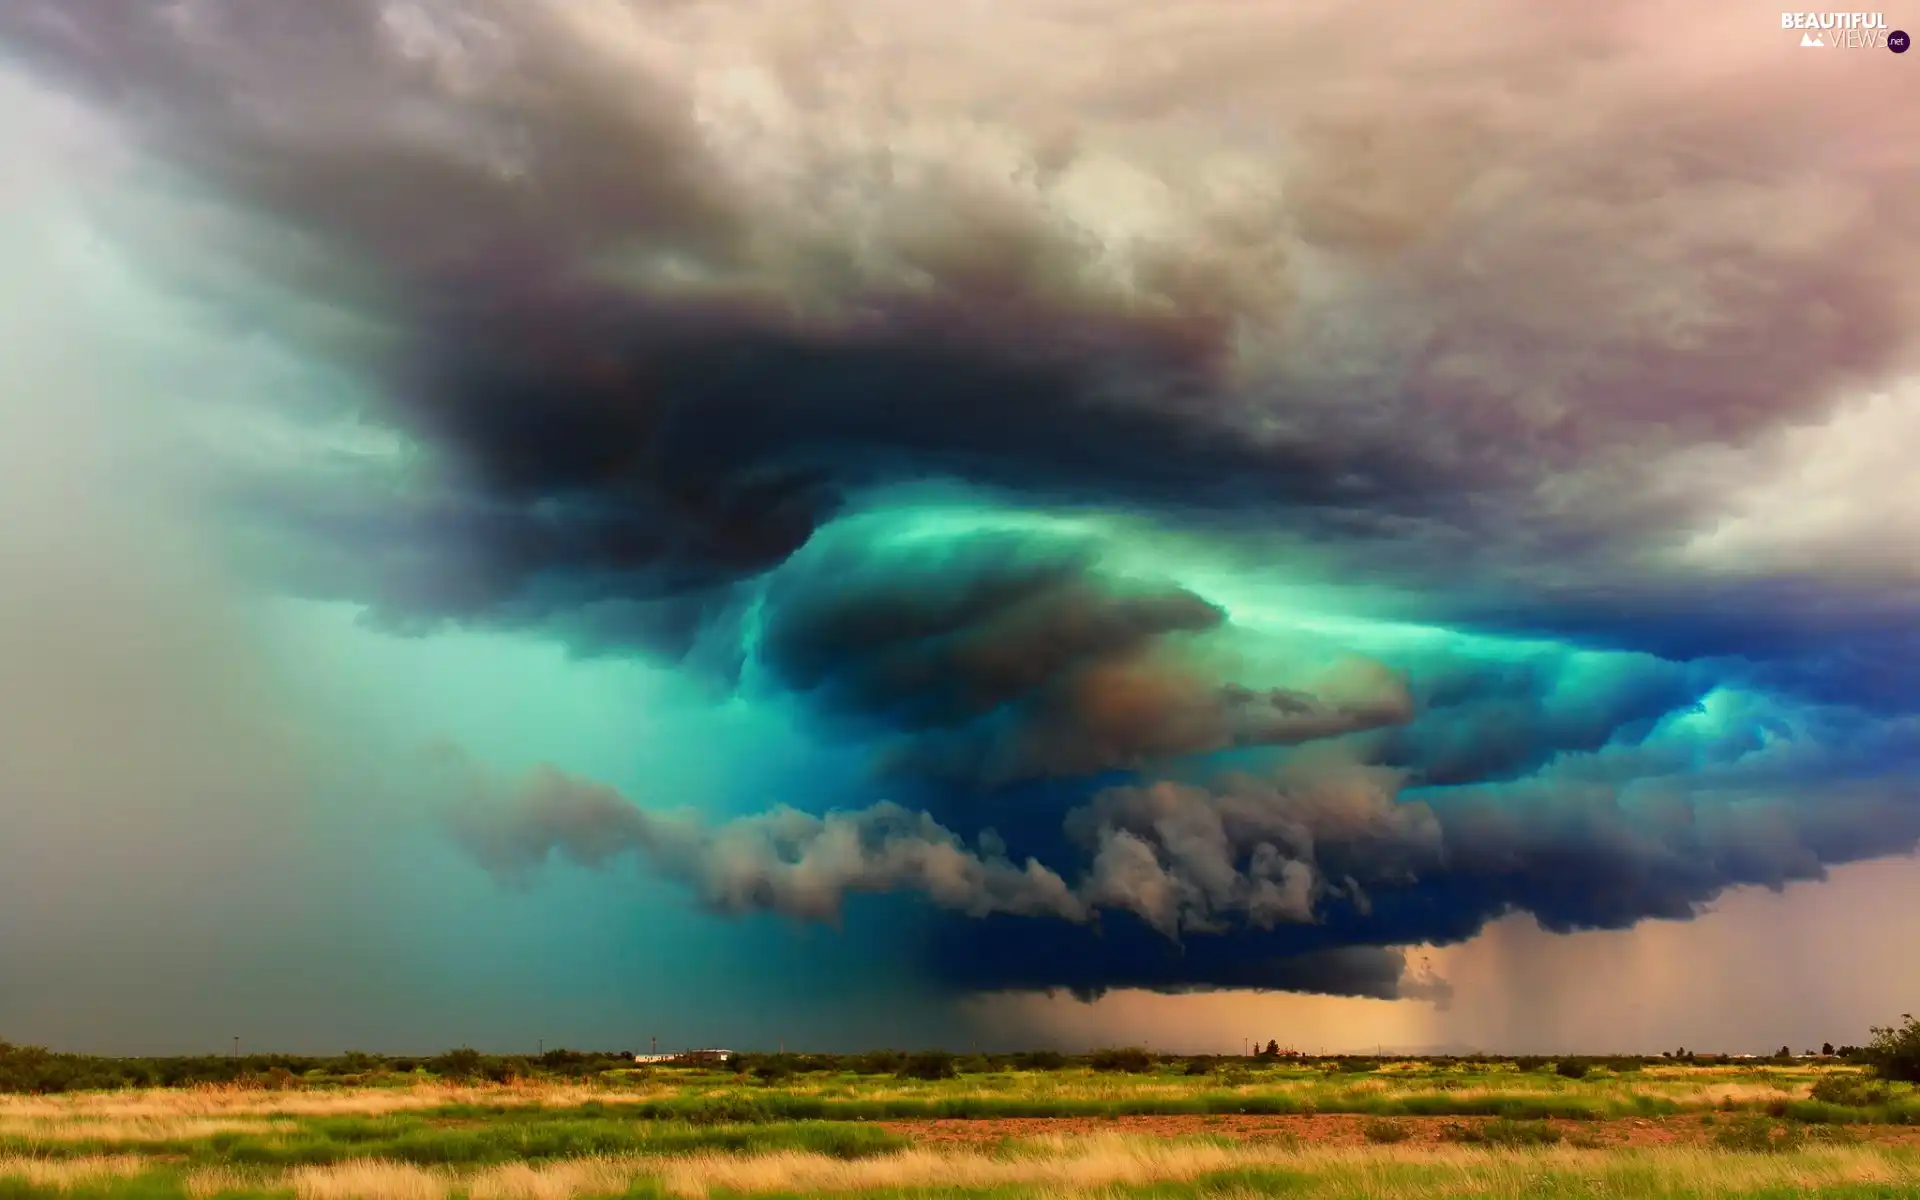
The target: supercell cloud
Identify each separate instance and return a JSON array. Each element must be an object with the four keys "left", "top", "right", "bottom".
[{"left": 5, "top": 0, "right": 1918, "bottom": 1006}]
